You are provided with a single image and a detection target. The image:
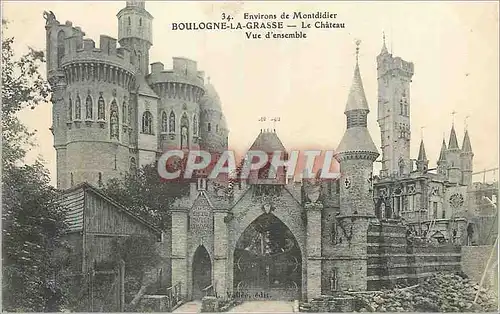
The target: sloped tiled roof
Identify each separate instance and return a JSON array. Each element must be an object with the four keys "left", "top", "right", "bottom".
[
  {"left": 249, "top": 130, "right": 286, "bottom": 153},
  {"left": 462, "top": 130, "right": 472, "bottom": 153},
  {"left": 58, "top": 182, "right": 161, "bottom": 236},
  {"left": 417, "top": 139, "right": 427, "bottom": 161},
  {"left": 448, "top": 125, "right": 459, "bottom": 149}
]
